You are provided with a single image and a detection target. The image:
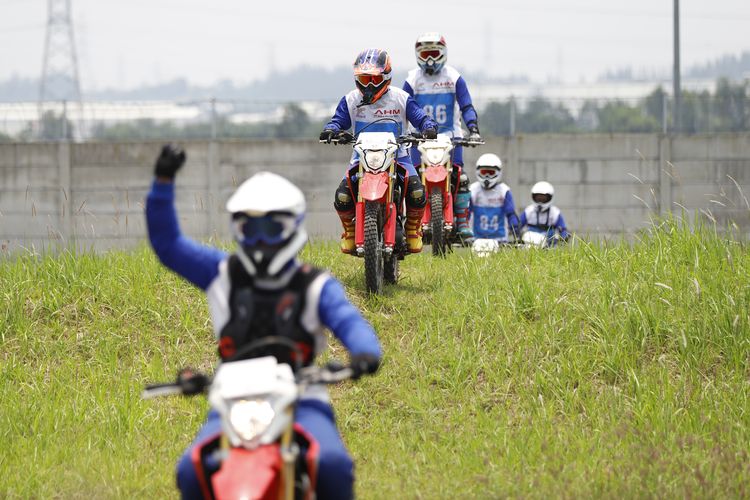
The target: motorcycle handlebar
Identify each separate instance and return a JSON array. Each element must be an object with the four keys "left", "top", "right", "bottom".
[
  {"left": 142, "top": 361, "right": 356, "bottom": 399},
  {"left": 141, "top": 382, "right": 187, "bottom": 399},
  {"left": 452, "top": 138, "right": 485, "bottom": 147},
  {"left": 319, "top": 132, "right": 355, "bottom": 145},
  {"left": 396, "top": 135, "right": 485, "bottom": 147},
  {"left": 297, "top": 363, "right": 356, "bottom": 385}
]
